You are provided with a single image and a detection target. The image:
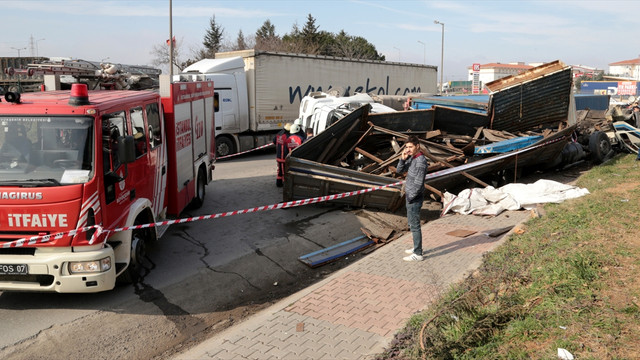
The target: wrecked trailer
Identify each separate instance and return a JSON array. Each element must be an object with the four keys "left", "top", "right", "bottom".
[
  {"left": 284, "top": 60, "right": 576, "bottom": 210},
  {"left": 284, "top": 106, "right": 433, "bottom": 210}
]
